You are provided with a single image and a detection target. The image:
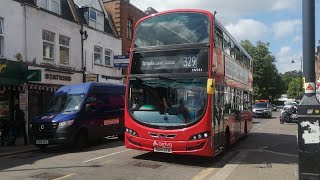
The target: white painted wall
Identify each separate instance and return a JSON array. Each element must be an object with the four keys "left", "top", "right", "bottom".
[
  {"left": 0, "top": 0, "right": 25, "bottom": 61},
  {"left": 25, "top": 5, "right": 82, "bottom": 71},
  {"left": 83, "top": 26, "right": 123, "bottom": 84},
  {"left": 0, "top": 1, "right": 122, "bottom": 84}
]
